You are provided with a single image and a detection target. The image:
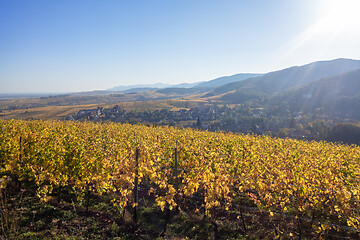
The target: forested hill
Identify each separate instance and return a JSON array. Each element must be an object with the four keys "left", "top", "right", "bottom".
[
  {"left": 269, "top": 68, "right": 360, "bottom": 116},
  {"left": 193, "top": 73, "right": 262, "bottom": 88},
  {"left": 207, "top": 58, "right": 360, "bottom": 103}
]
